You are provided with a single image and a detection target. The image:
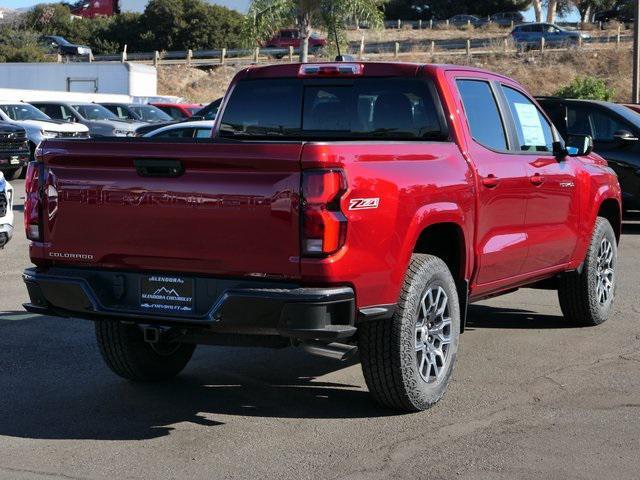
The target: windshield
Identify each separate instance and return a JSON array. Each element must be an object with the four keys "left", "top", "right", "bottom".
[
  {"left": 131, "top": 105, "right": 172, "bottom": 122},
  {"left": 219, "top": 77, "right": 446, "bottom": 141},
  {"left": 0, "top": 104, "right": 51, "bottom": 121},
  {"left": 73, "top": 104, "right": 118, "bottom": 121},
  {"left": 51, "top": 36, "right": 71, "bottom": 46}
]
